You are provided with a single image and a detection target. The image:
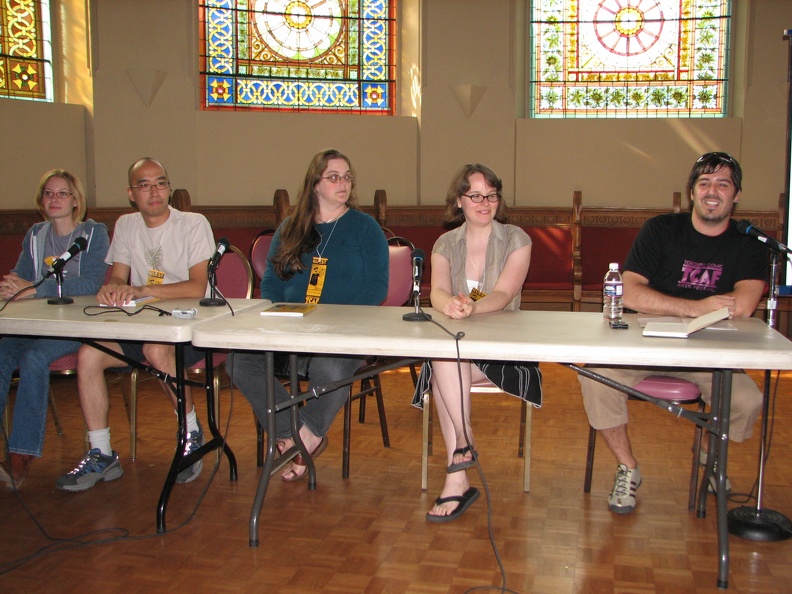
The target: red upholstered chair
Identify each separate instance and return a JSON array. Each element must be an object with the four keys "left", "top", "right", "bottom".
[
  {"left": 249, "top": 228, "right": 275, "bottom": 288},
  {"left": 584, "top": 375, "right": 704, "bottom": 511}
]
